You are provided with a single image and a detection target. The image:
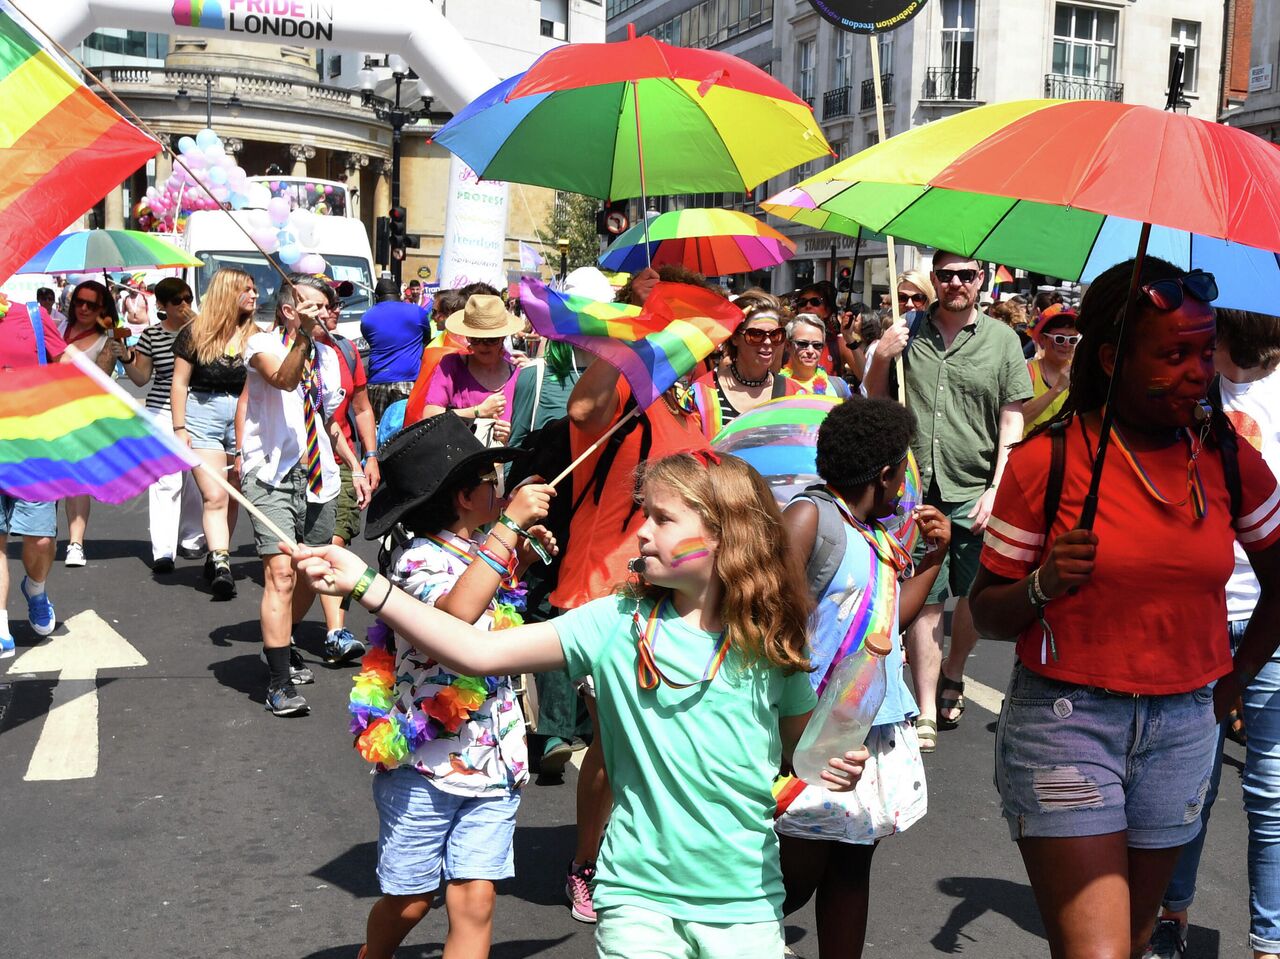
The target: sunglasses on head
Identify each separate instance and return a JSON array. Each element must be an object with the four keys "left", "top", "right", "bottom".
[
  {"left": 72, "top": 297, "right": 102, "bottom": 310},
  {"left": 934, "top": 268, "right": 980, "bottom": 285},
  {"left": 740, "top": 327, "right": 785, "bottom": 345},
  {"left": 897, "top": 291, "right": 928, "bottom": 305},
  {"left": 1140, "top": 270, "right": 1218, "bottom": 311},
  {"left": 791, "top": 338, "right": 824, "bottom": 351},
  {"left": 1046, "top": 333, "right": 1081, "bottom": 346},
  {"left": 797, "top": 296, "right": 825, "bottom": 308}
]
